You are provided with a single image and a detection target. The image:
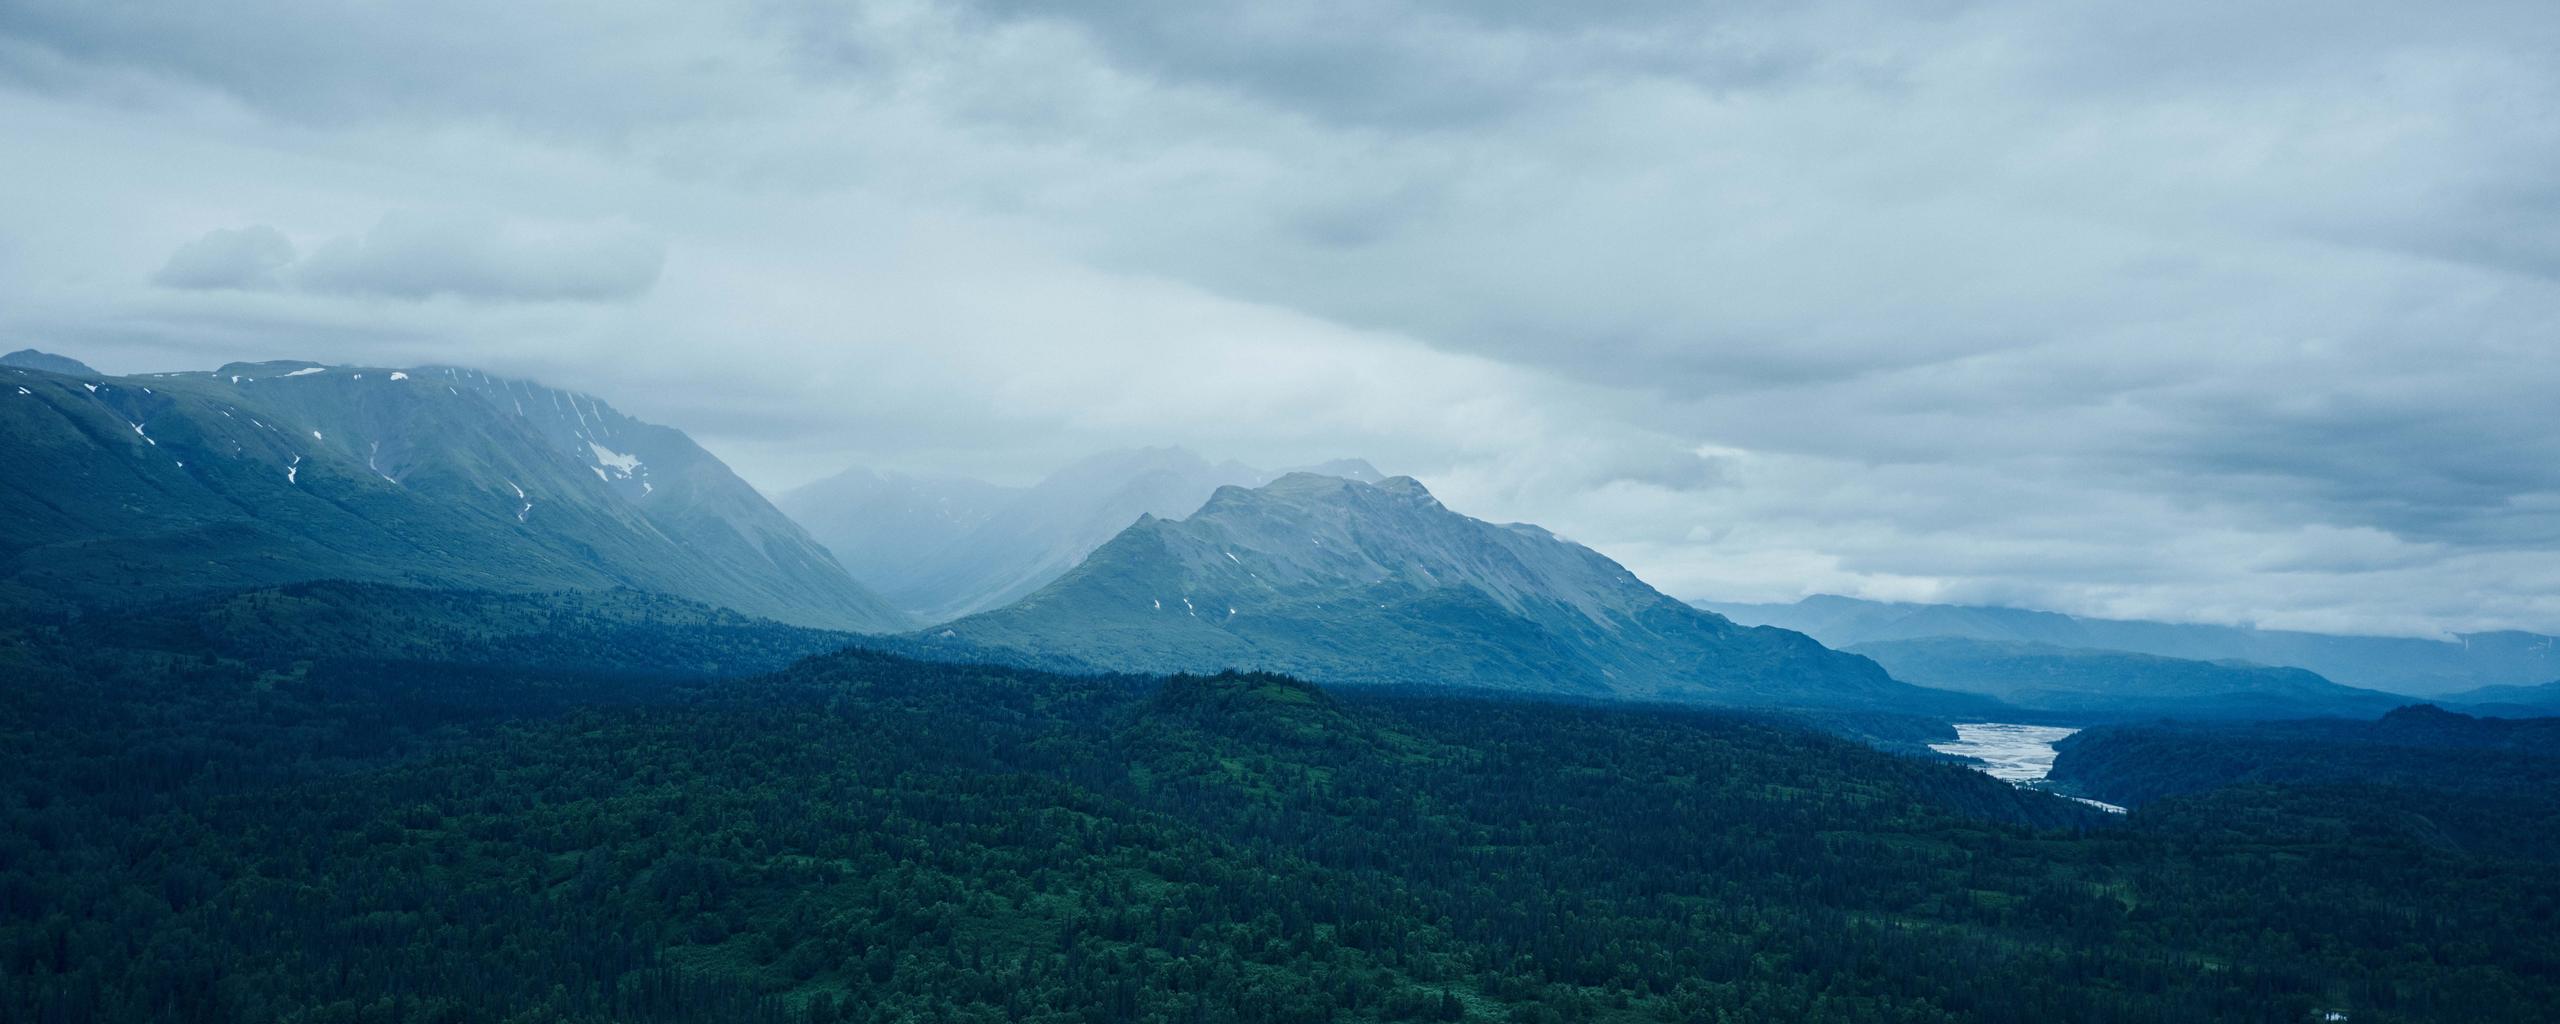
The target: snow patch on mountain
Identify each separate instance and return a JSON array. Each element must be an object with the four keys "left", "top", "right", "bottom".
[{"left": 588, "top": 441, "right": 642, "bottom": 478}]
